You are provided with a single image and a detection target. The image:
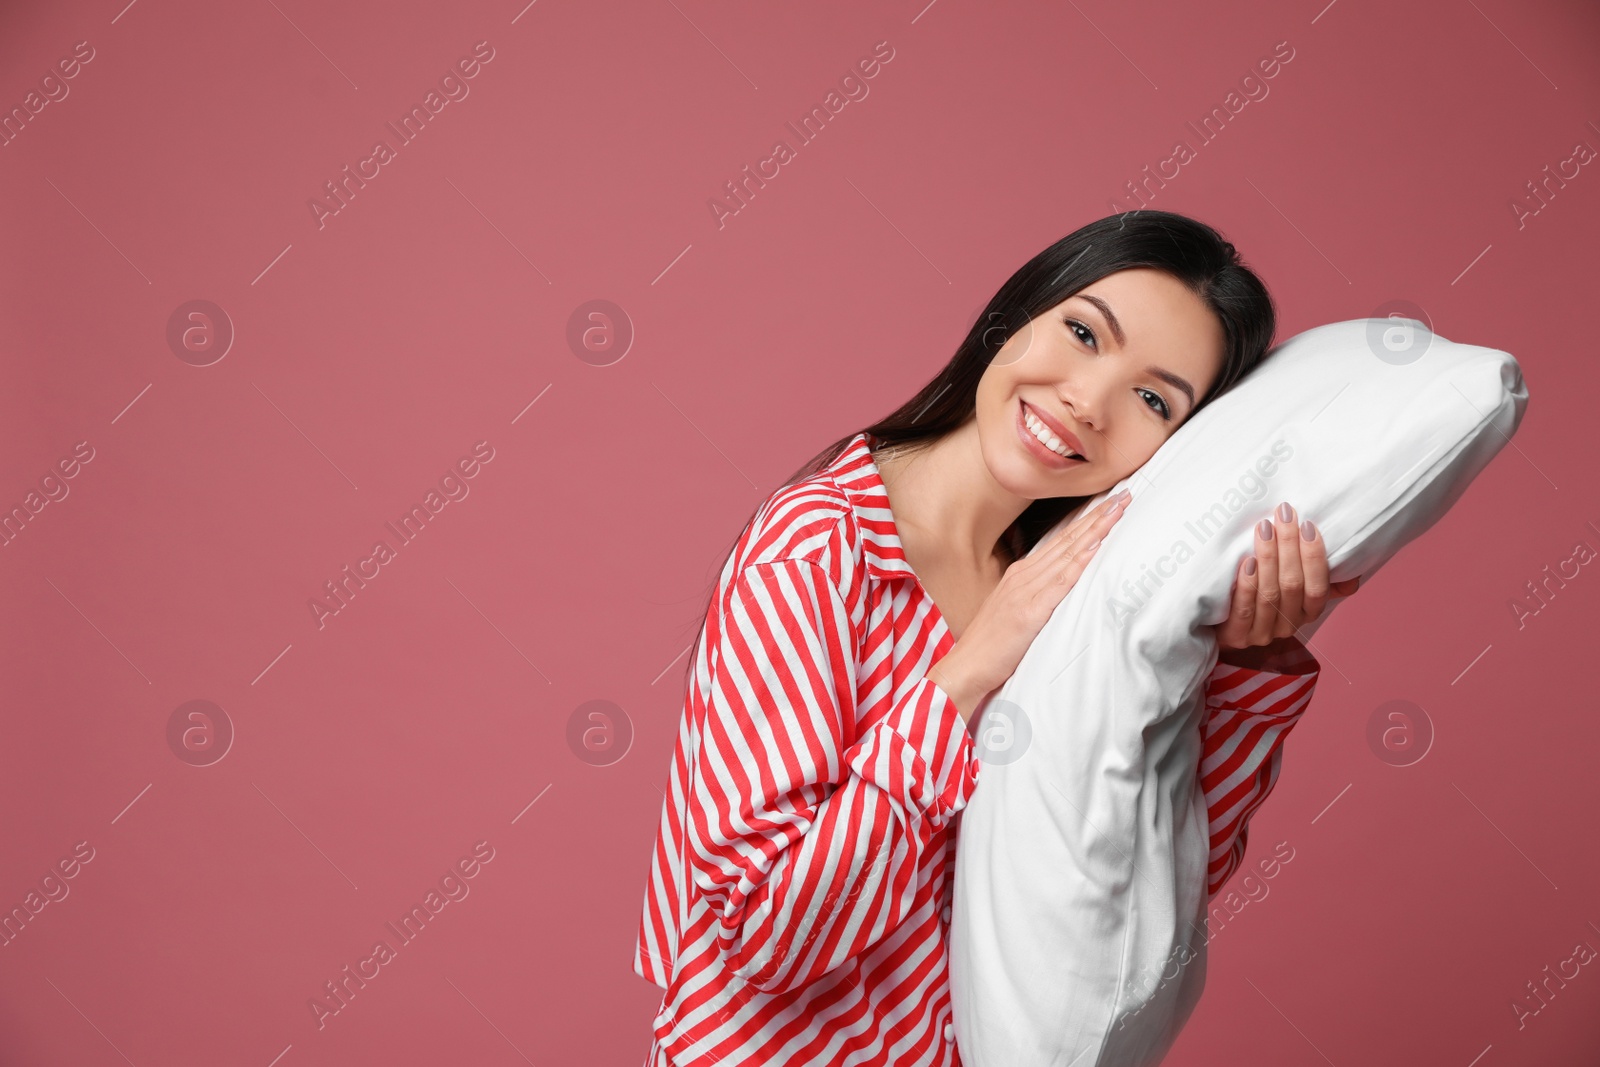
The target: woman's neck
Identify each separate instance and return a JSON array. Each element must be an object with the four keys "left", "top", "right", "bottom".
[{"left": 873, "top": 418, "right": 1032, "bottom": 571}]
